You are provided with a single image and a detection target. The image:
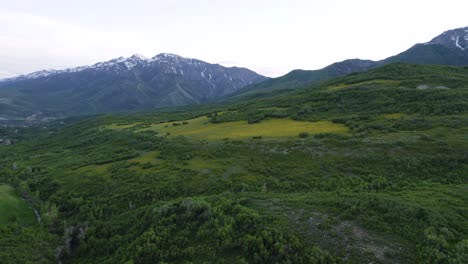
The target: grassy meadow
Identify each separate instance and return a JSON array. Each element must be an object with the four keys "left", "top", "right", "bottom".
[
  {"left": 108, "top": 116, "right": 348, "bottom": 140},
  {"left": 0, "top": 184, "right": 36, "bottom": 226}
]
